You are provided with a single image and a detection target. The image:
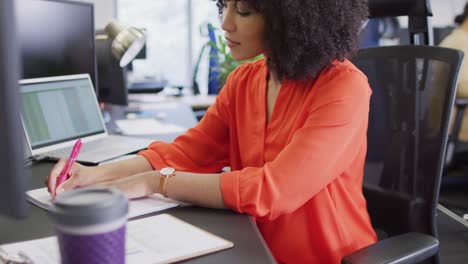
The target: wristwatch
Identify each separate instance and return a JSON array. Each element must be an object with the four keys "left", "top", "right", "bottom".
[{"left": 159, "top": 167, "right": 176, "bottom": 198}]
